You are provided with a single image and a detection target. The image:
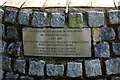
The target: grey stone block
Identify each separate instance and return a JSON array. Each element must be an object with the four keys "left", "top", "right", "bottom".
[
  {"left": 0, "top": 9, "right": 4, "bottom": 23},
  {"left": 0, "top": 24, "right": 5, "bottom": 38},
  {"left": 29, "top": 60, "right": 45, "bottom": 76},
  {"left": 4, "top": 8, "right": 18, "bottom": 23},
  {"left": 69, "top": 13, "right": 83, "bottom": 28},
  {"left": 100, "top": 27, "right": 115, "bottom": 40},
  {"left": 105, "top": 58, "right": 120, "bottom": 75},
  {"left": 46, "top": 64, "right": 64, "bottom": 76},
  {"left": 2, "top": 56, "right": 11, "bottom": 71},
  {"left": 86, "top": 11, "right": 104, "bottom": 27},
  {"left": 18, "top": 9, "right": 32, "bottom": 25},
  {"left": 19, "top": 76, "right": 34, "bottom": 80},
  {"left": 5, "top": 72, "right": 19, "bottom": 80},
  {"left": 0, "top": 40, "right": 6, "bottom": 53},
  {"left": 6, "top": 26, "right": 18, "bottom": 38},
  {"left": 0, "top": 70, "right": 4, "bottom": 80},
  {"left": 107, "top": 10, "right": 120, "bottom": 24},
  {"left": 6, "top": 42, "right": 22, "bottom": 56},
  {"left": 67, "top": 62, "right": 82, "bottom": 77},
  {"left": 118, "top": 26, "right": 120, "bottom": 40},
  {"left": 51, "top": 13, "right": 65, "bottom": 27},
  {"left": 94, "top": 42, "right": 110, "bottom": 57},
  {"left": 112, "top": 42, "right": 120, "bottom": 55},
  {"left": 111, "top": 77, "right": 120, "bottom": 80},
  {"left": 14, "top": 60, "right": 26, "bottom": 74},
  {"left": 85, "top": 59, "right": 102, "bottom": 77},
  {"left": 32, "top": 12, "right": 47, "bottom": 27}
]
